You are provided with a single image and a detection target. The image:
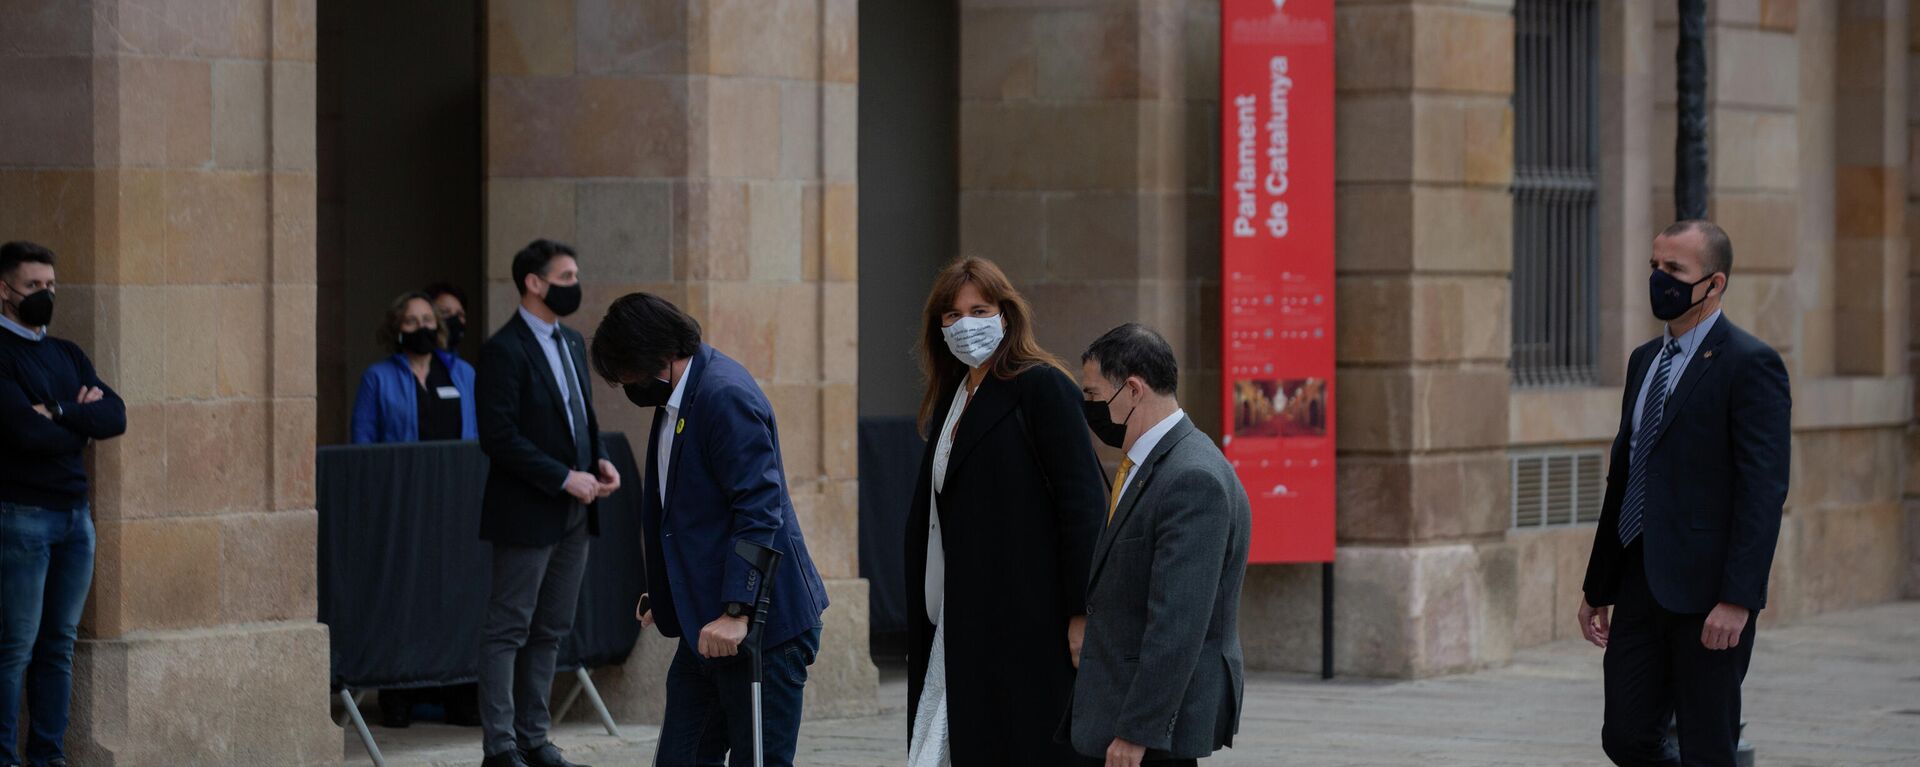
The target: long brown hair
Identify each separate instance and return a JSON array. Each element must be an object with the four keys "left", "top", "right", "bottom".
[{"left": 915, "top": 257, "right": 1069, "bottom": 434}]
